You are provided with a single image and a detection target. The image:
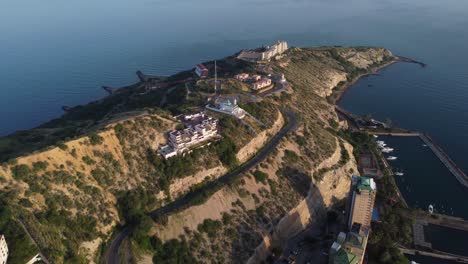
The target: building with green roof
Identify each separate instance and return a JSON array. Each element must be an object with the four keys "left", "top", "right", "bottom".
[
  {"left": 329, "top": 243, "right": 359, "bottom": 264},
  {"left": 348, "top": 176, "right": 376, "bottom": 231}
]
